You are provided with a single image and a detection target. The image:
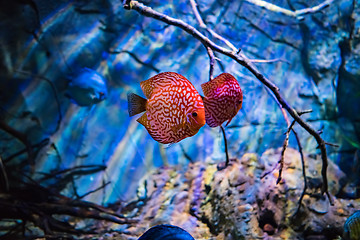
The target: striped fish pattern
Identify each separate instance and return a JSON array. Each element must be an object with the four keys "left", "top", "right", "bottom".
[
  {"left": 344, "top": 210, "right": 360, "bottom": 240},
  {"left": 201, "top": 73, "right": 243, "bottom": 127},
  {"left": 128, "top": 72, "right": 205, "bottom": 144}
]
